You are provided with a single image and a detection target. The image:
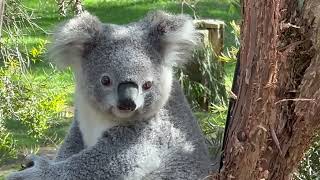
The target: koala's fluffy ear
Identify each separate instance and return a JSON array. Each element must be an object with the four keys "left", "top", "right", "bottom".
[
  {"left": 145, "top": 11, "right": 200, "bottom": 67},
  {"left": 48, "top": 11, "right": 103, "bottom": 69}
]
